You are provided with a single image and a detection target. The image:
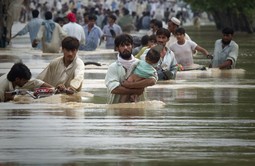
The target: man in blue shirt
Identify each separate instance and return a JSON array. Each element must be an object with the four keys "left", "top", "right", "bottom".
[
  {"left": 82, "top": 14, "right": 103, "bottom": 51},
  {"left": 12, "top": 9, "right": 43, "bottom": 49}
]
